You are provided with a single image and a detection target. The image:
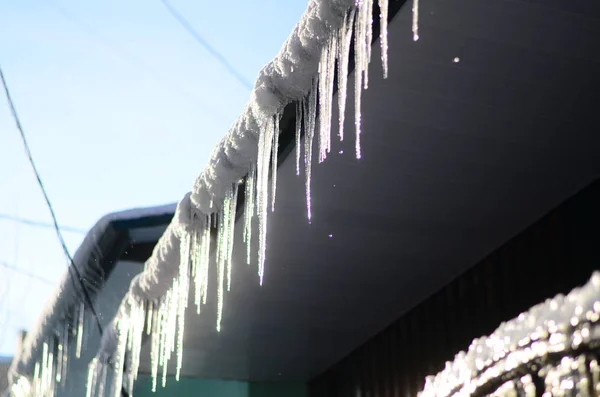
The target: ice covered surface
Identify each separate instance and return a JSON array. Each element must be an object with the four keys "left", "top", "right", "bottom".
[{"left": 418, "top": 272, "right": 600, "bottom": 397}]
